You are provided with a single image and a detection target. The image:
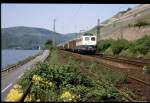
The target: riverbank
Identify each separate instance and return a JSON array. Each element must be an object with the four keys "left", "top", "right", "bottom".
[
  {"left": 1, "top": 50, "right": 49, "bottom": 101},
  {"left": 1, "top": 50, "right": 43, "bottom": 75}
]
